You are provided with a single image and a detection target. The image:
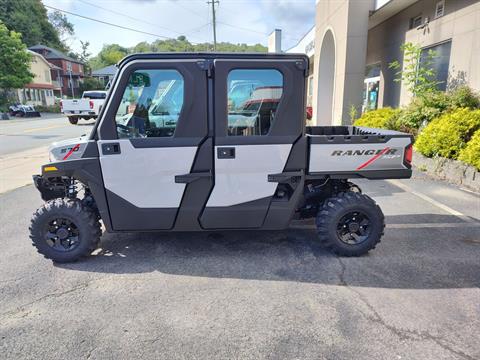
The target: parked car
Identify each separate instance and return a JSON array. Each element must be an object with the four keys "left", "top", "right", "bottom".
[
  {"left": 8, "top": 104, "right": 41, "bottom": 117},
  {"left": 61, "top": 90, "right": 107, "bottom": 124}
]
